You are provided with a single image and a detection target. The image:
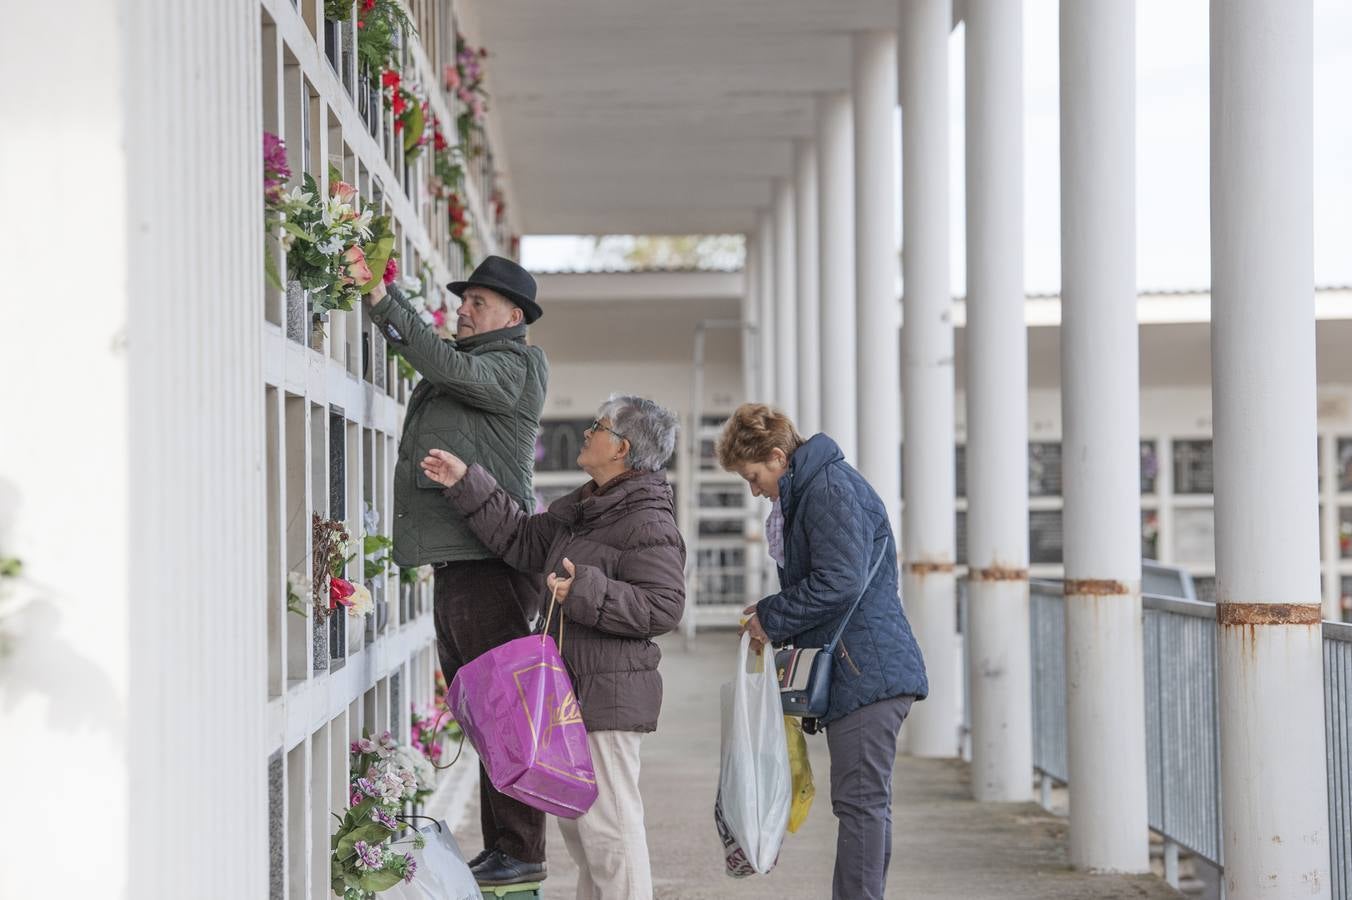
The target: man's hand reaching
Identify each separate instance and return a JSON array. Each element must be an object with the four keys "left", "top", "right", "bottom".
[{"left": 366, "top": 280, "right": 387, "bottom": 306}]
